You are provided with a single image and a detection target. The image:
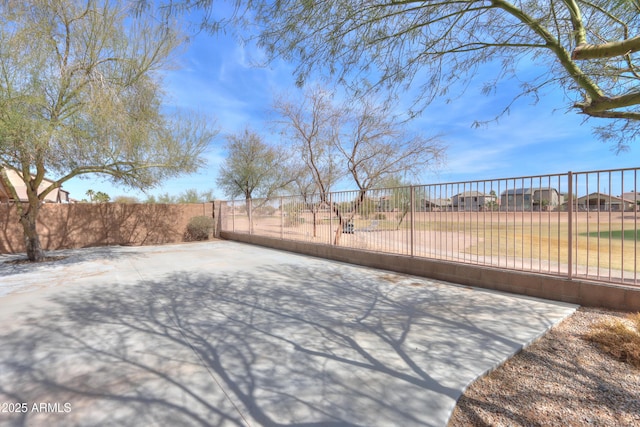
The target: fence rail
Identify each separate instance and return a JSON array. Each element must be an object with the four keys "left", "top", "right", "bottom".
[{"left": 220, "top": 168, "right": 640, "bottom": 287}]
